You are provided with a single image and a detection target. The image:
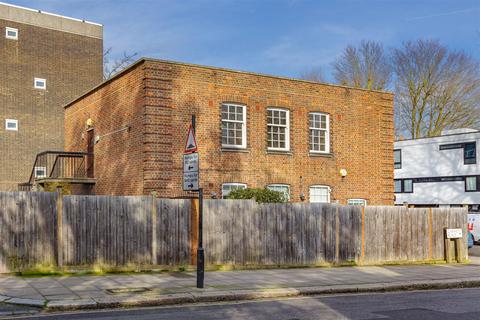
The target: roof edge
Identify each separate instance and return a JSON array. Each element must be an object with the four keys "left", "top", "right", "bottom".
[
  {"left": 64, "top": 59, "right": 146, "bottom": 109},
  {"left": 395, "top": 130, "right": 480, "bottom": 143},
  {"left": 0, "top": 2, "right": 102, "bottom": 26},
  {"left": 64, "top": 57, "right": 394, "bottom": 109}
]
